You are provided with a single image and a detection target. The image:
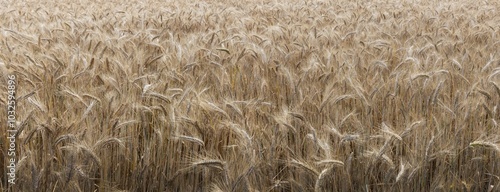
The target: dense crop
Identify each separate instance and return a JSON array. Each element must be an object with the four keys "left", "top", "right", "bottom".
[{"left": 1, "top": 0, "right": 499, "bottom": 191}]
